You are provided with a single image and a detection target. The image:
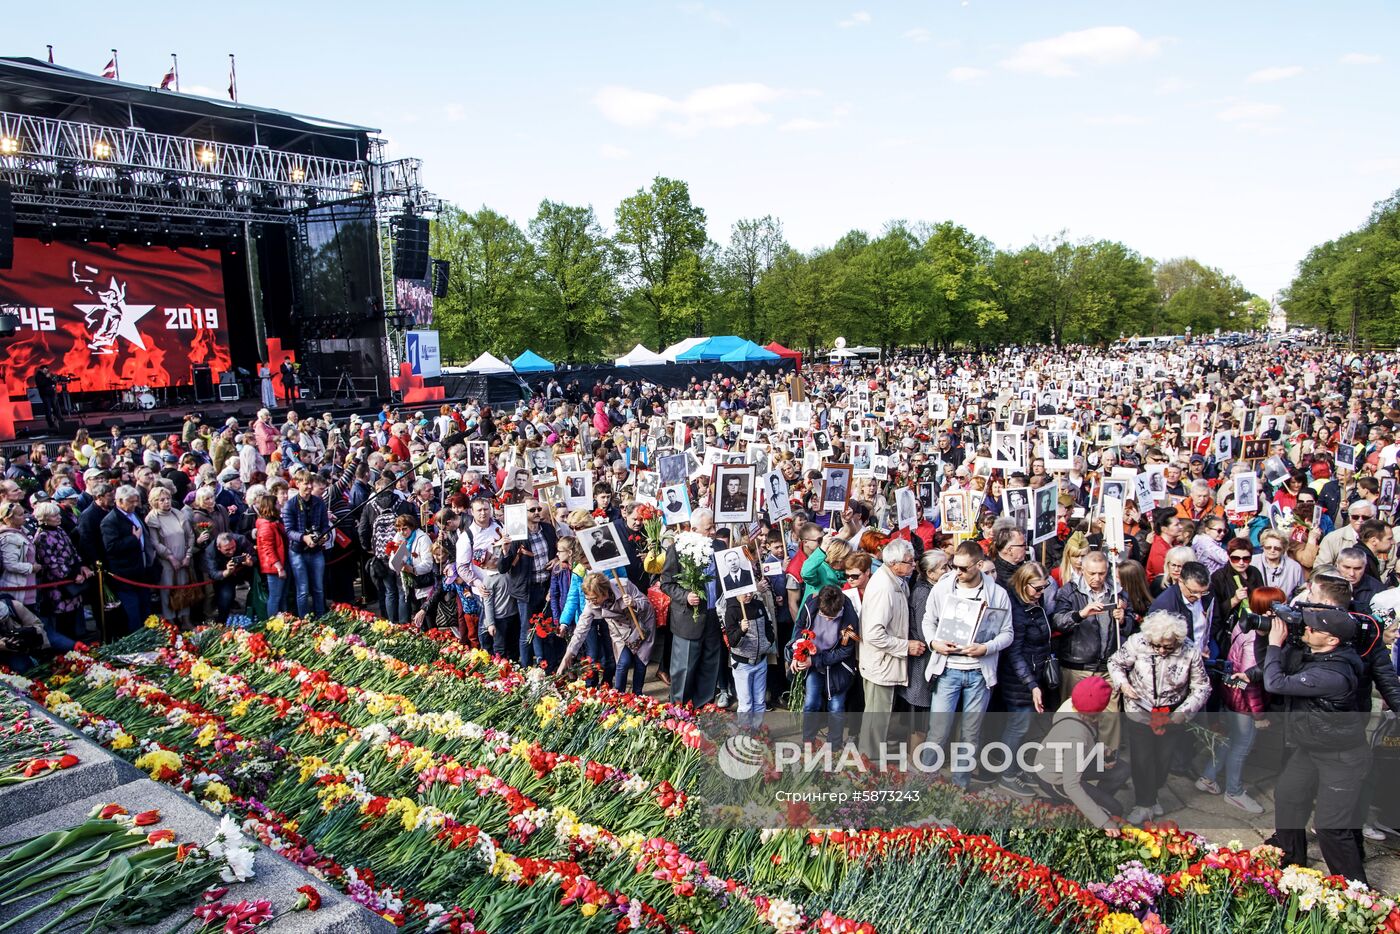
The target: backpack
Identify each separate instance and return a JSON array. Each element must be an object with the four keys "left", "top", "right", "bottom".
[{"left": 371, "top": 505, "right": 401, "bottom": 564}]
